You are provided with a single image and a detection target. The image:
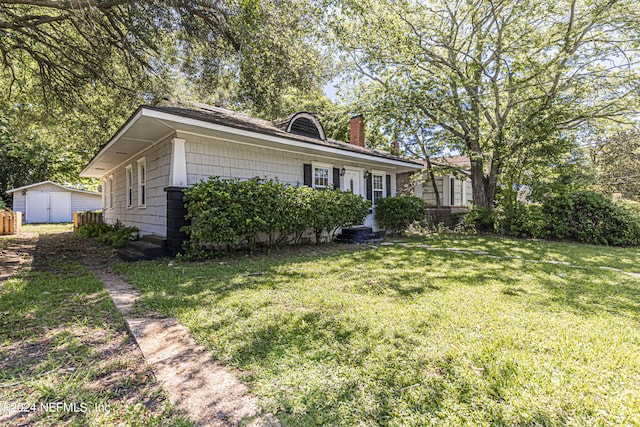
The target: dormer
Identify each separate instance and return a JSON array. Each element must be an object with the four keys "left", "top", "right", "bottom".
[{"left": 284, "top": 112, "right": 326, "bottom": 141}]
